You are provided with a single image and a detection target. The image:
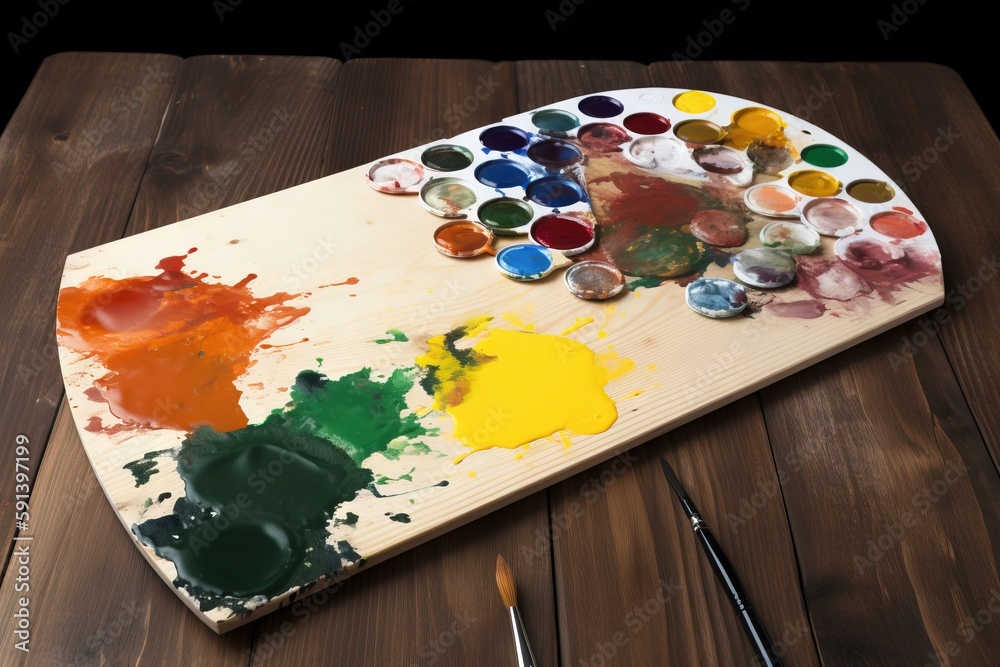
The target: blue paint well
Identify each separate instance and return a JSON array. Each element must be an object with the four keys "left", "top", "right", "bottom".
[
  {"left": 685, "top": 277, "right": 748, "bottom": 318},
  {"left": 577, "top": 95, "right": 625, "bottom": 119},
  {"left": 480, "top": 125, "right": 531, "bottom": 152},
  {"left": 496, "top": 244, "right": 554, "bottom": 280},
  {"left": 474, "top": 160, "right": 532, "bottom": 189},
  {"left": 525, "top": 176, "right": 586, "bottom": 208},
  {"left": 527, "top": 140, "right": 584, "bottom": 169}
]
